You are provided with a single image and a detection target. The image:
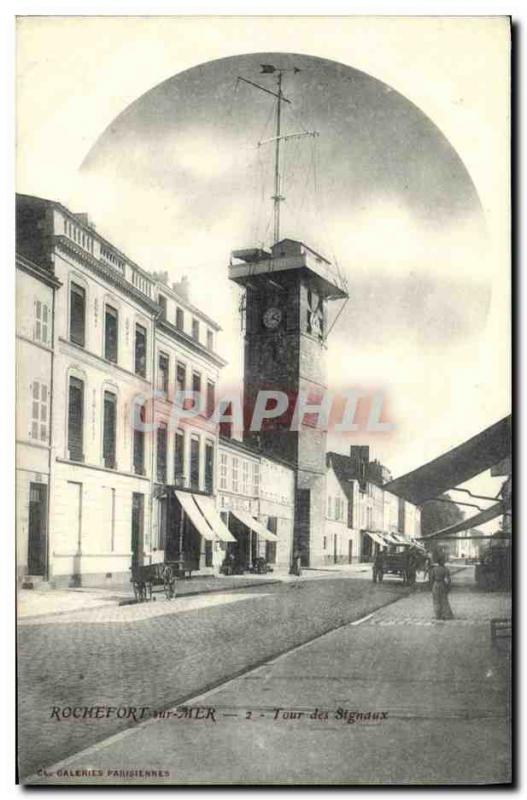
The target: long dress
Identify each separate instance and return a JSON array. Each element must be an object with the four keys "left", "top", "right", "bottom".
[{"left": 430, "top": 564, "right": 454, "bottom": 620}]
